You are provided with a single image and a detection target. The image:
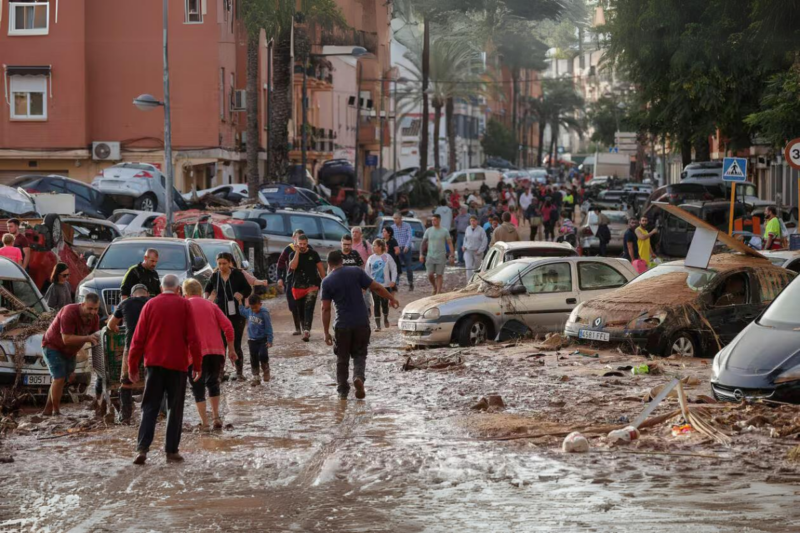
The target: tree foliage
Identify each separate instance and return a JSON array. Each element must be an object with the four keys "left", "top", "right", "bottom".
[
  {"left": 481, "top": 119, "right": 517, "bottom": 162},
  {"left": 587, "top": 95, "right": 633, "bottom": 148}
]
